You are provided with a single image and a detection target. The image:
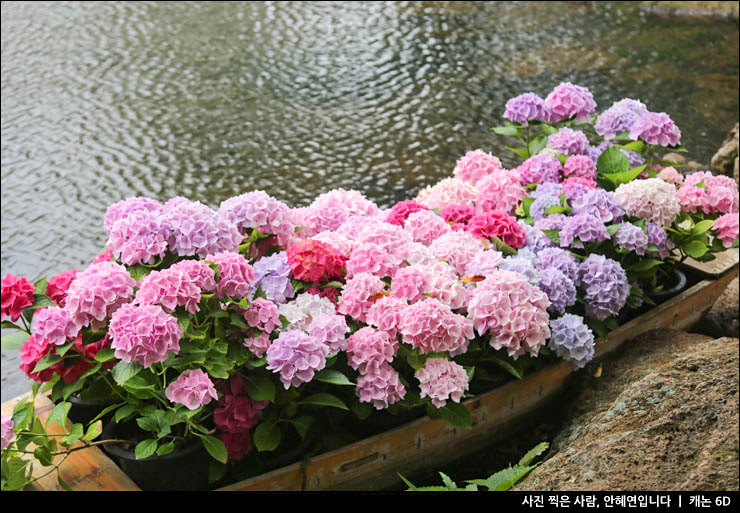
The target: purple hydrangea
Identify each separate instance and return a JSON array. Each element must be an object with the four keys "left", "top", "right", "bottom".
[
  {"left": 578, "top": 255, "right": 630, "bottom": 321},
  {"left": 594, "top": 98, "right": 648, "bottom": 140},
  {"left": 548, "top": 314, "right": 595, "bottom": 369},
  {"left": 162, "top": 198, "right": 241, "bottom": 258},
  {"left": 216, "top": 190, "right": 295, "bottom": 249},
  {"left": 546, "top": 127, "right": 590, "bottom": 156},
  {"left": 559, "top": 213, "right": 610, "bottom": 249},
  {"left": 623, "top": 149, "right": 646, "bottom": 169},
  {"left": 614, "top": 223, "right": 649, "bottom": 256},
  {"left": 103, "top": 197, "right": 162, "bottom": 233},
  {"left": 629, "top": 112, "right": 681, "bottom": 147},
  {"left": 252, "top": 252, "right": 294, "bottom": 304},
  {"left": 503, "top": 92, "right": 548, "bottom": 126},
  {"left": 516, "top": 154, "right": 563, "bottom": 185},
  {"left": 570, "top": 189, "right": 625, "bottom": 224},
  {"left": 538, "top": 267, "right": 576, "bottom": 314},
  {"left": 536, "top": 247, "right": 581, "bottom": 284},
  {"left": 530, "top": 182, "right": 563, "bottom": 199},
  {"left": 499, "top": 254, "right": 540, "bottom": 286},
  {"left": 535, "top": 213, "right": 568, "bottom": 232},
  {"left": 266, "top": 330, "right": 329, "bottom": 389},
  {"left": 518, "top": 220, "right": 556, "bottom": 253},
  {"left": 544, "top": 82, "right": 597, "bottom": 122},
  {"left": 1, "top": 416, "right": 14, "bottom": 450},
  {"left": 646, "top": 221, "right": 676, "bottom": 260},
  {"left": 530, "top": 194, "right": 563, "bottom": 221}
]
